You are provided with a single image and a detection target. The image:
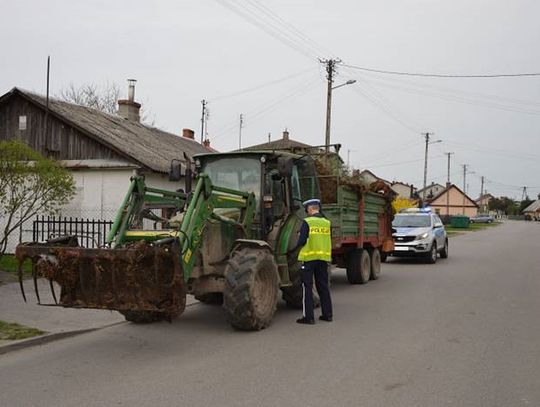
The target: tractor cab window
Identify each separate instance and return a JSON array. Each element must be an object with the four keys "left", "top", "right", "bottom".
[
  {"left": 202, "top": 157, "right": 262, "bottom": 203},
  {"left": 294, "top": 157, "right": 320, "bottom": 201}
]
